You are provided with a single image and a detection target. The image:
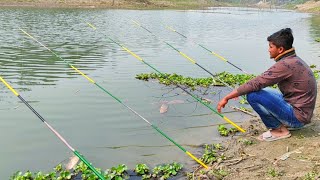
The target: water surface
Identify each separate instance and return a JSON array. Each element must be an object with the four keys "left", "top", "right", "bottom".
[{"left": 0, "top": 7, "right": 319, "bottom": 178}]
